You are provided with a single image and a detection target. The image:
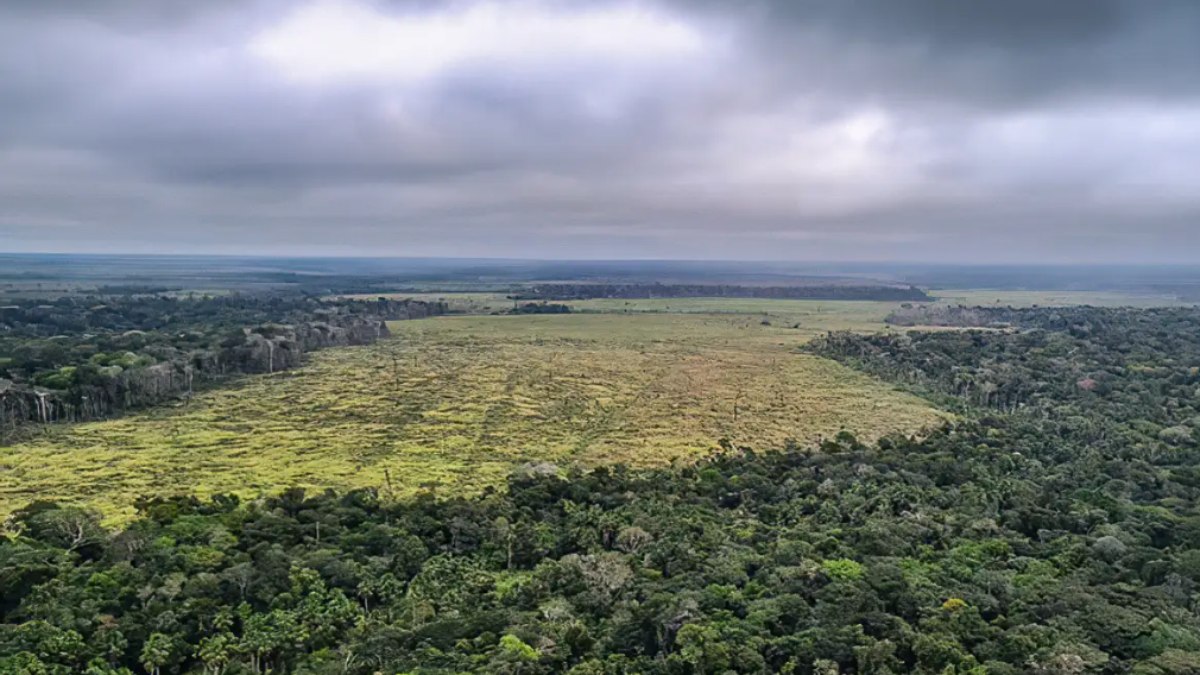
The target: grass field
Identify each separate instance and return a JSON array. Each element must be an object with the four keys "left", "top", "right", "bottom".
[
  {"left": 362, "top": 288, "right": 1192, "bottom": 315},
  {"left": 1, "top": 307, "right": 947, "bottom": 522},
  {"left": 929, "top": 289, "right": 1189, "bottom": 307}
]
